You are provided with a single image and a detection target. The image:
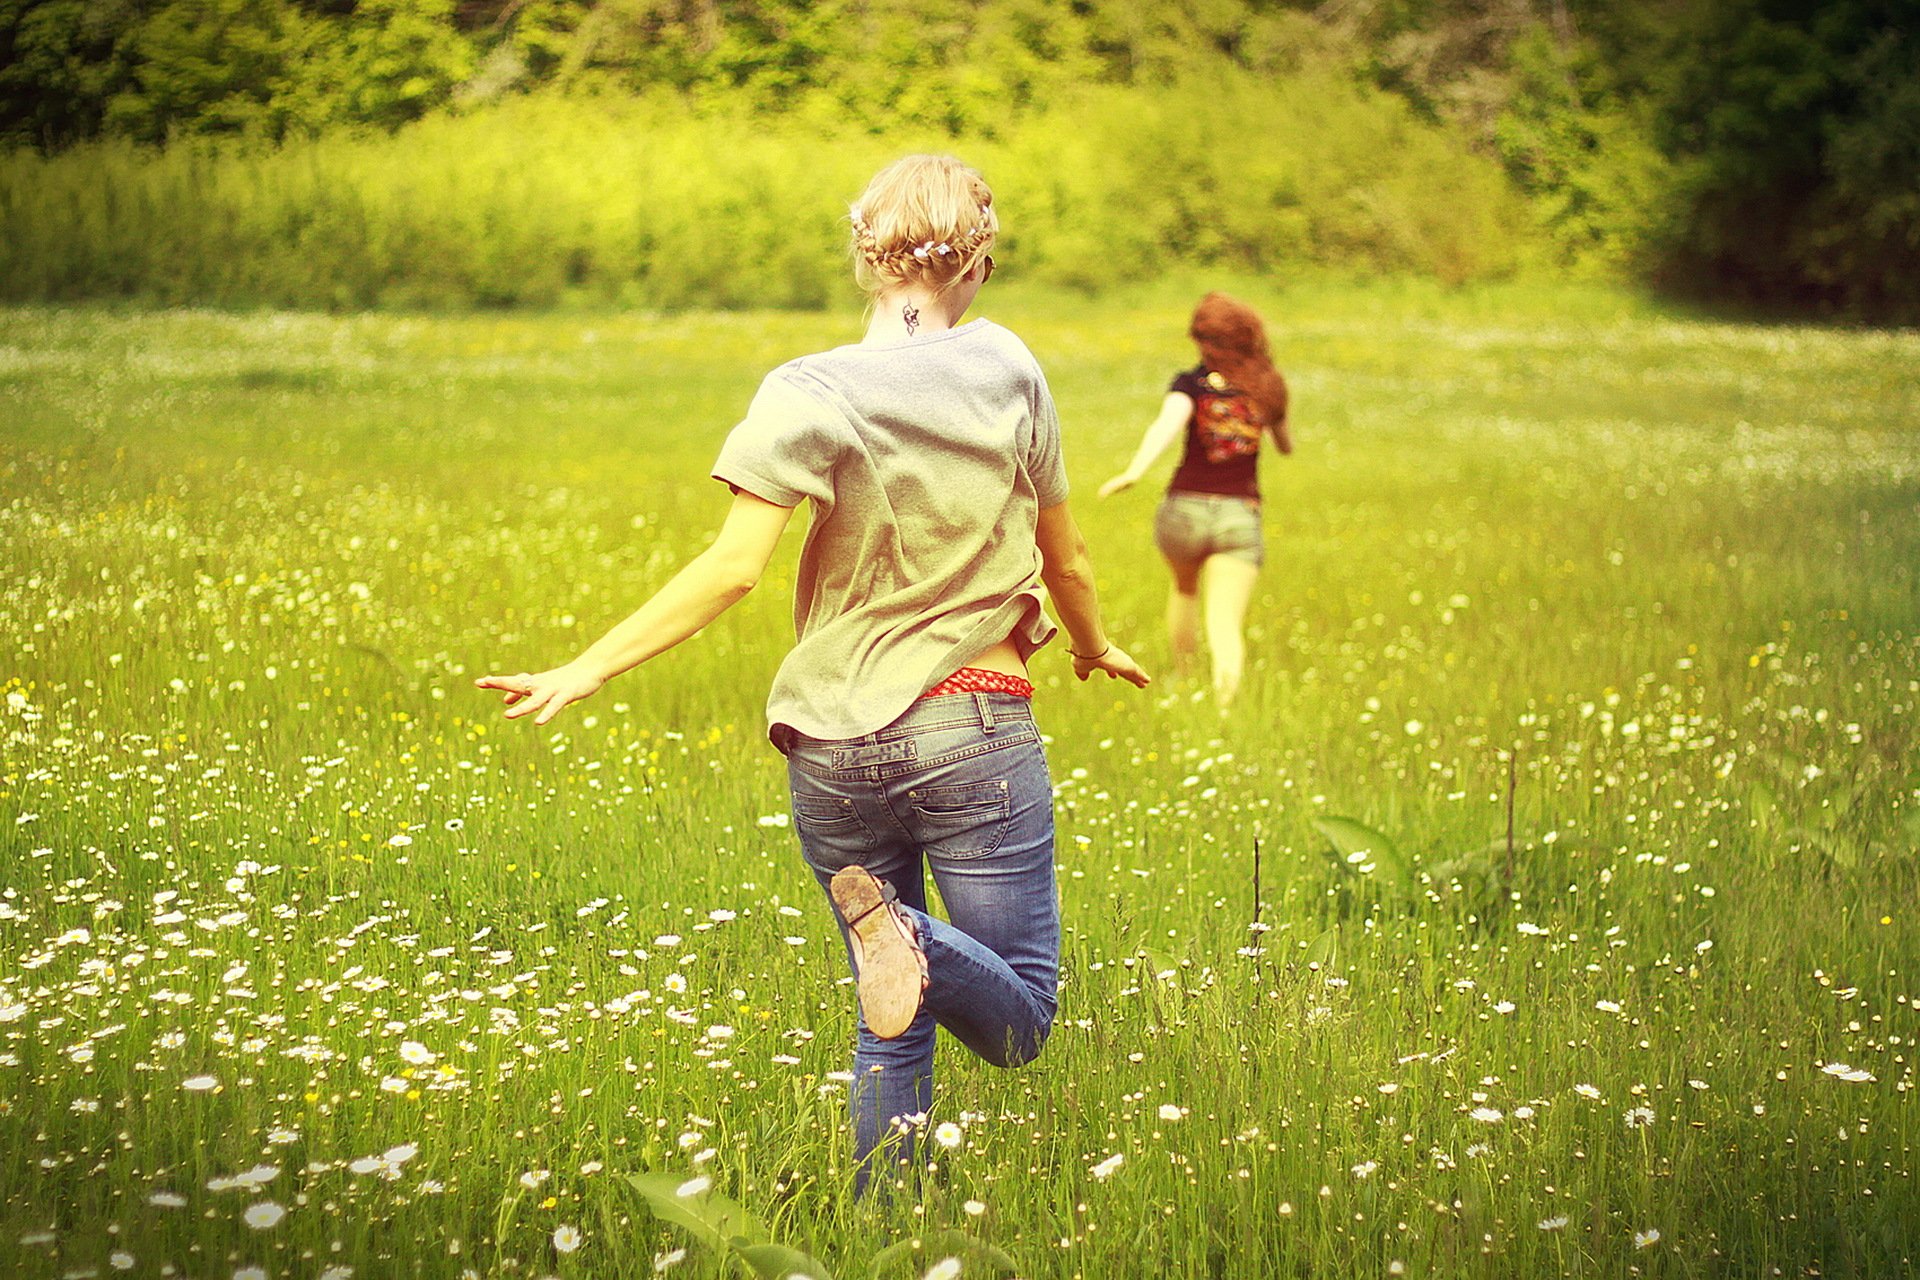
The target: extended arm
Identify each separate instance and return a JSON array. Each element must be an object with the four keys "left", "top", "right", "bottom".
[
  {"left": 1035, "top": 502, "right": 1149, "bottom": 687},
  {"left": 1268, "top": 375, "right": 1292, "bottom": 455},
  {"left": 475, "top": 490, "right": 795, "bottom": 723},
  {"left": 1098, "top": 391, "right": 1193, "bottom": 497}
]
